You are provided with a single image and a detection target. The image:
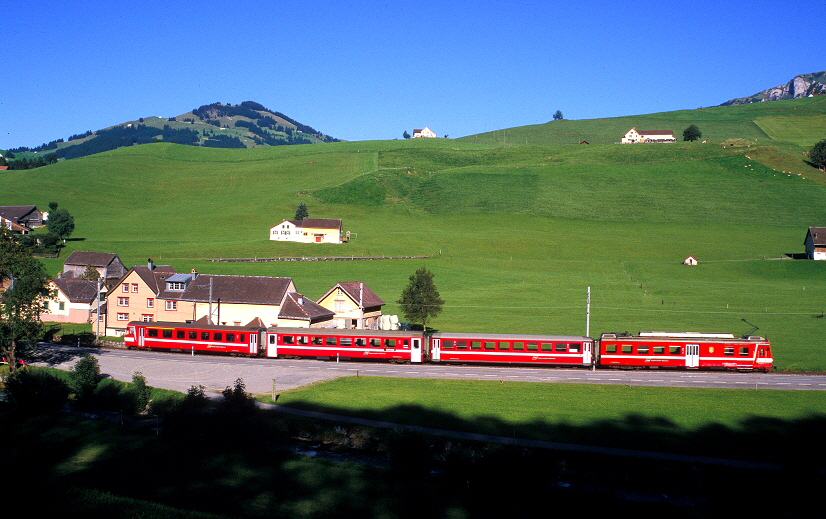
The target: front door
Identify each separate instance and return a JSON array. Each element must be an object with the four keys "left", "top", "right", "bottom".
[{"left": 686, "top": 343, "right": 699, "bottom": 368}]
